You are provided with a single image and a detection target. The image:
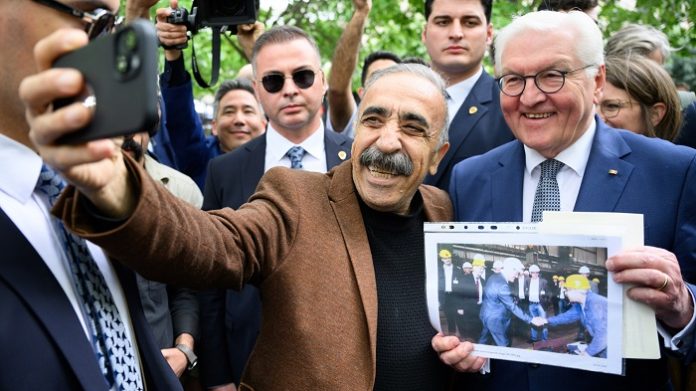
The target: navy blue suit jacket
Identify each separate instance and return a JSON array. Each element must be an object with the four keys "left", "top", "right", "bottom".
[
  {"left": 197, "top": 130, "right": 352, "bottom": 386},
  {"left": 0, "top": 209, "right": 181, "bottom": 390},
  {"left": 424, "top": 71, "right": 514, "bottom": 191},
  {"left": 449, "top": 118, "right": 696, "bottom": 390}
]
